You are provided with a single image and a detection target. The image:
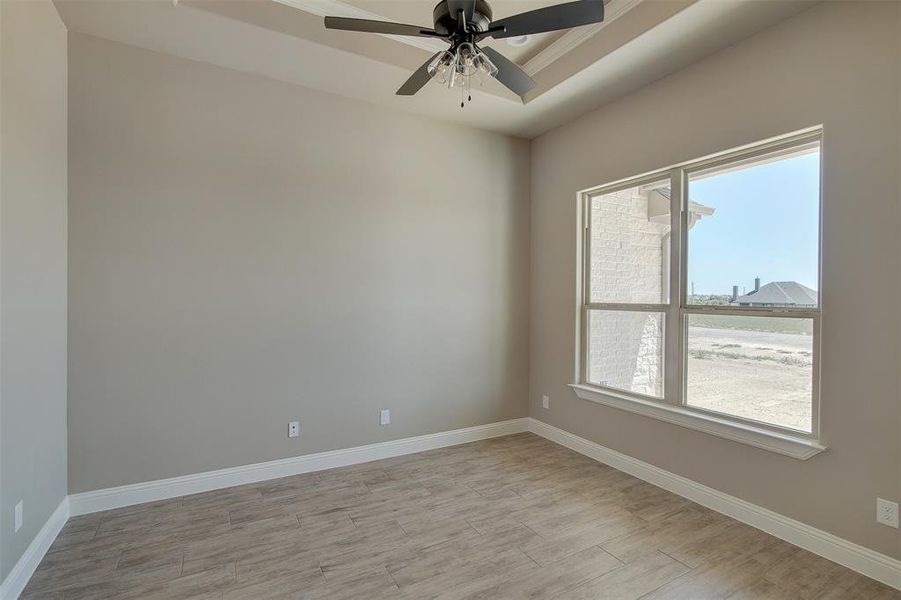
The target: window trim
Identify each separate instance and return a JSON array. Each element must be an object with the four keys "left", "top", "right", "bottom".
[
  {"left": 574, "top": 128, "right": 826, "bottom": 460},
  {"left": 569, "top": 384, "right": 827, "bottom": 460}
]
